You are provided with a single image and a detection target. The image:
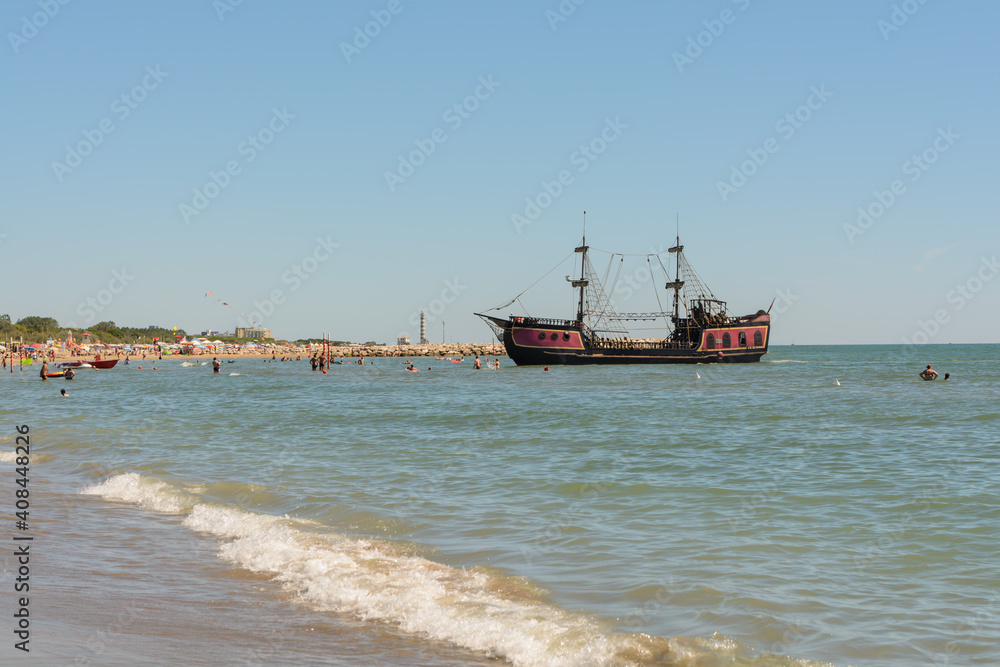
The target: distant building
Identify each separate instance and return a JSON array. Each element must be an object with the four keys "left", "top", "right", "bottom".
[
  {"left": 235, "top": 327, "right": 272, "bottom": 339},
  {"left": 419, "top": 311, "right": 428, "bottom": 344},
  {"left": 397, "top": 336, "right": 410, "bottom": 346}
]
